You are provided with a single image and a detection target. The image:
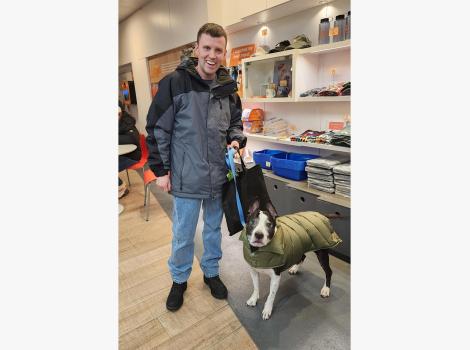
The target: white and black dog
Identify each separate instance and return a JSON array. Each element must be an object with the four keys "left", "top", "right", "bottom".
[{"left": 242, "top": 199, "right": 337, "bottom": 320}]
